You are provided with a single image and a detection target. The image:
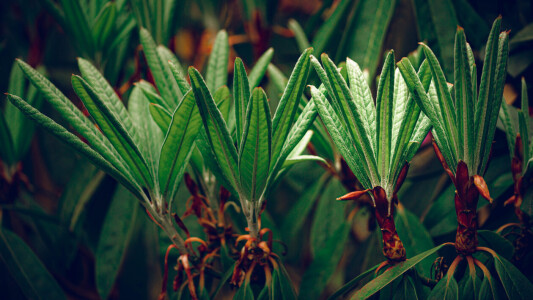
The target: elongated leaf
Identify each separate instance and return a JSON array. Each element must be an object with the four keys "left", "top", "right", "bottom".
[
  {"left": 492, "top": 253, "right": 533, "bottom": 299},
  {"left": 0, "top": 111, "right": 14, "bottom": 165},
  {"left": 17, "top": 60, "right": 130, "bottom": 178},
  {"left": 319, "top": 54, "right": 378, "bottom": 184},
  {"left": 352, "top": 244, "right": 447, "bottom": 299},
  {"left": 288, "top": 19, "right": 310, "bottom": 52},
  {"left": 205, "top": 30, "right": 229, "bottom": 91},
  {"left": 6, "top": 94, "right": 143, "bottom": 199},
  {"left": 339, "top": 0, "right": 396, "bottom": 79},
  {"left": 149, "top": 103, "right": 172, "bottom": 133},
  {"left": 96, "top": 185, "right": 138, "bottom": 300},
  {"left": 299, "top": 222, "right": 350, "bottom": 300},
  {"left": 421, "top": 44, "right": 459, "bottom": 158},
  {"left": 189, "top": 67, "right": 239, "bottom": 191},
  {"left": 310, "top": 86, "right": 371, "bottom": 189},
  {"left": 376, "top": 51, "right": 395, "bottom": 184},
  {"left": 0, "top": 228, "right": 67, "bottom": 300},
  {"left": 499, "top": 102, "right": 517, "bottom": 158},
  {"left": 346, "top": 58, "right": 376, "bottom": 147},
  {"left": 129, "top": 86, "right": 163, "bottom": 179},
  {"left": 248, "top": 48, "right": 274, "bottom": 89},
  {"left": 271, "top": 48, "right": 312, "bottom": 167},
  {"left": 328, "top": 264, "right": 379, "bottom": 300},
  {"left": 239, "top": 87, "right": 271, "bottom": 201},
  {"left": 311, "top": 0, "right": 352, "bottom": 56},
  {"left": 139, "top": 28, "right": 179, "bottom": 109},
  {"left": 92, "top": 2, "right": 116, "bottom": 48},
  {"left": 234, "top": 58, "right": 251, "bottom": 146},
  {"left": 59, "top": 0, "right": 94, "bottom": 56},
  {"left": 72, "top": 75, "right": 153, "bottom": 189},
  {"left": 454, "top": 27, "right": 475, "bottom": 166},
  {"left": 78, "top": 57, "right": 142, "bottom": 146},
  {"left": 479, "top": 30, "right": 509, "bottom": 174},
  {"left": 157, "top": 45, "right": 187, "bottom": 99},
  {"left": 159, "top": 90, "right": 202, "bottom": 199},
  {"left": 474, "top": 17, "right": 502, "bottom": 172},
  {"left": 428, "top": 271, "right": 459, "bottom": 300}
]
